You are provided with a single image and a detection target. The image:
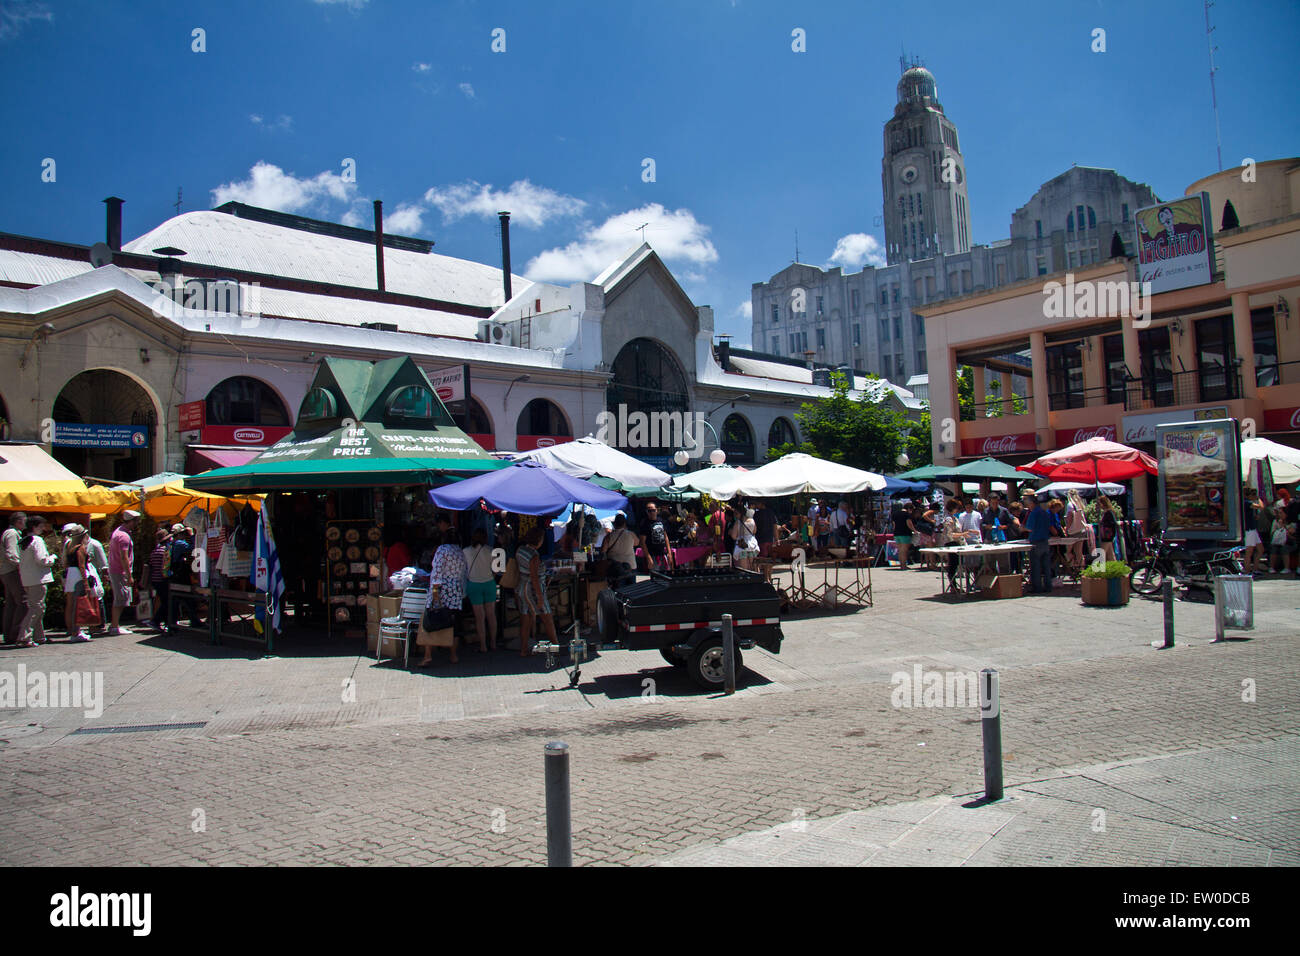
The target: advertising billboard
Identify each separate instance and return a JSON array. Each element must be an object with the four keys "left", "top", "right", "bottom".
[
  {"left": 1134, "top": 192, "right": 1215, "bottom": 295},
  {"left": 1155, "top": 418, "right": 1241, "bottom": 541}
]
